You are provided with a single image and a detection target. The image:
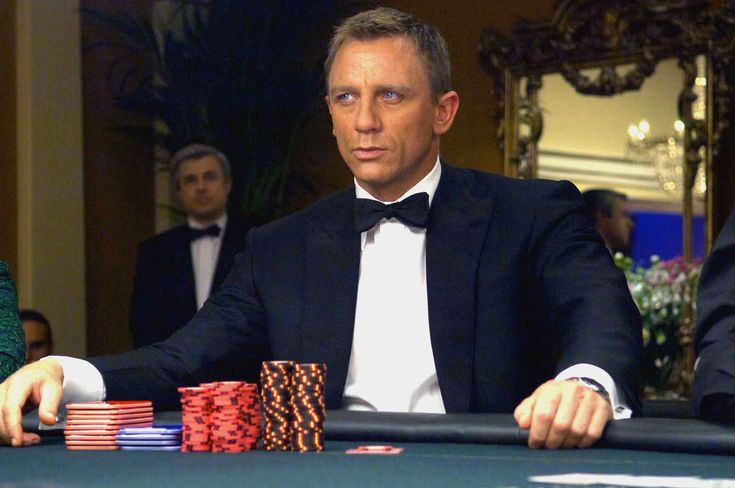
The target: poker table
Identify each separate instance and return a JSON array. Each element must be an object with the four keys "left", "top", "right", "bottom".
[{"left": 4, "top": 410, "right": 735, "bottom": 488}]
